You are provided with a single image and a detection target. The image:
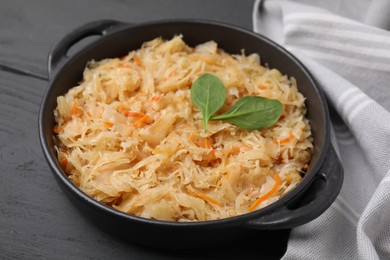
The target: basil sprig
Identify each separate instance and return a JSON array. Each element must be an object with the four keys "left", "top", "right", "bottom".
[
  {"left": 191, "top": 73, "right": 282, "bottom": 131},
  {"left": 190, "top": 73, "right": 226, "bottom": 132},
  {"left": 210, "top": 96, "right": 282, "bottom": 130}
]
